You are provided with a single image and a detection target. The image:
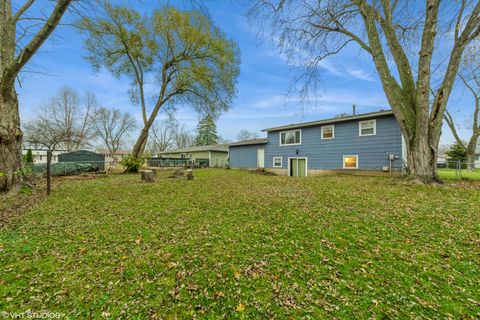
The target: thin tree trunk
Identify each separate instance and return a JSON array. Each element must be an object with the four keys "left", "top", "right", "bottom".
[
  {"left": 131, "top": 130, "right": 149, "bottom": 159},
  {"left": 466, "top": 135, "right": 478, "bottom": 170},
  {"left": 0, "top": 89, "right": 23, "bottom": 192},
  {"left": 46, "top": 149, "right": 52, "bottom": 195}
]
